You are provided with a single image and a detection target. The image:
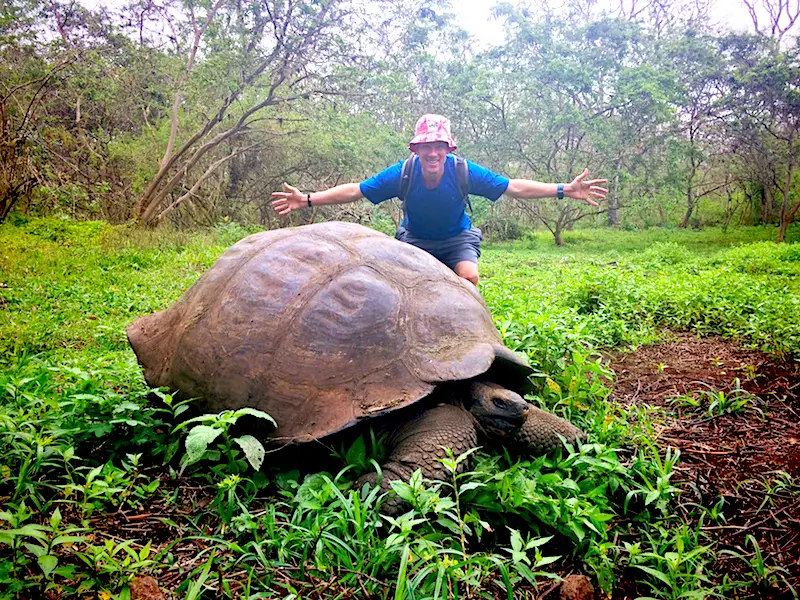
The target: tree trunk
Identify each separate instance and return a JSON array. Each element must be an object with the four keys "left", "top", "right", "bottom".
[
  {"left": 763, "top": 185, "right": 774, "bottom": 223},
  {"left": 0, "top": 191, "right": 19, "bottom": 223},
  {"left": 777, "top": 149, "right": 796, "bottom": 244},
  {"left": 607, "top": 156, "right": 621, "bottom": 228},
  {"left": 0, "top": 179, "right": 35, "bottom": 223},
  {"left": 680, "top": 187, "right": 694, "bottom": 228},
  {"left": 553, "top": 220, "right": 564, "bottom": 246},
  {"left": 777, "top": 219, "right": 788, "bottom": 242},
  {"left": 722, "top": 180, "right": 734, "bottom": 232}
]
